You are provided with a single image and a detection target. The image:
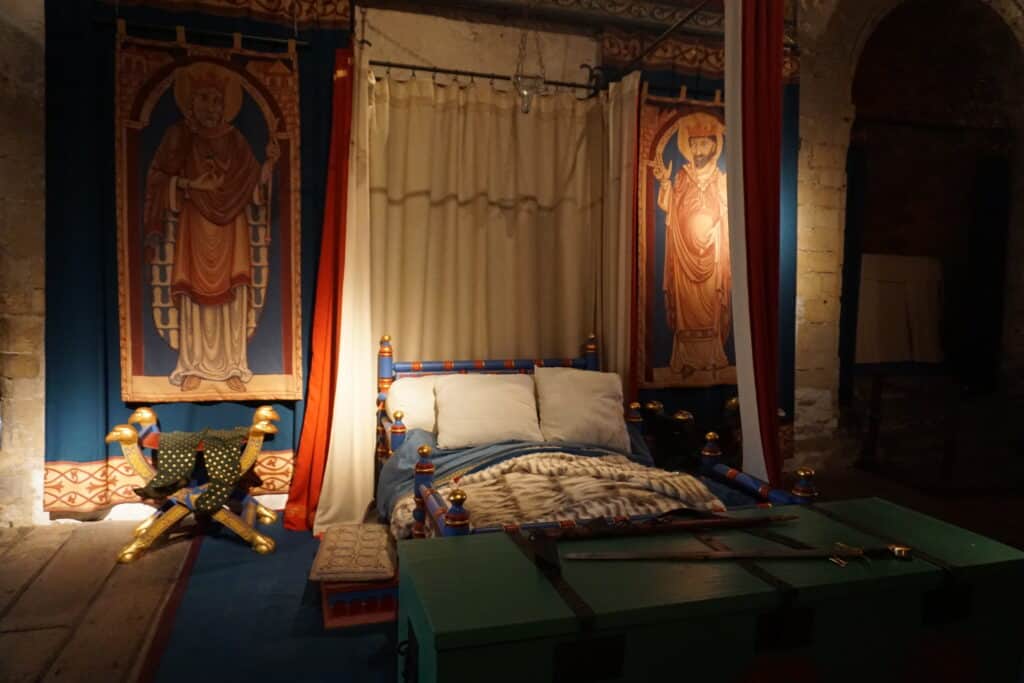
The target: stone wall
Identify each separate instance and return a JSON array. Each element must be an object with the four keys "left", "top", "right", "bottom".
[
  {"left": 0, "top": 0, "right": 46, "bottom": 526},
  {"left": 792, "top": 0, "right": 1024, "bottom": 466},
  {"left": 363, "top": 8, "right": 600, "bottom": 82}
]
